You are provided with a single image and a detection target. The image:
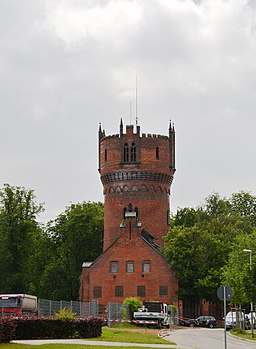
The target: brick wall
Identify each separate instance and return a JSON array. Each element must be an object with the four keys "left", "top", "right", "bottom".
[{"left": 81, "top": 231, "right": 178, "bottom": 306}]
